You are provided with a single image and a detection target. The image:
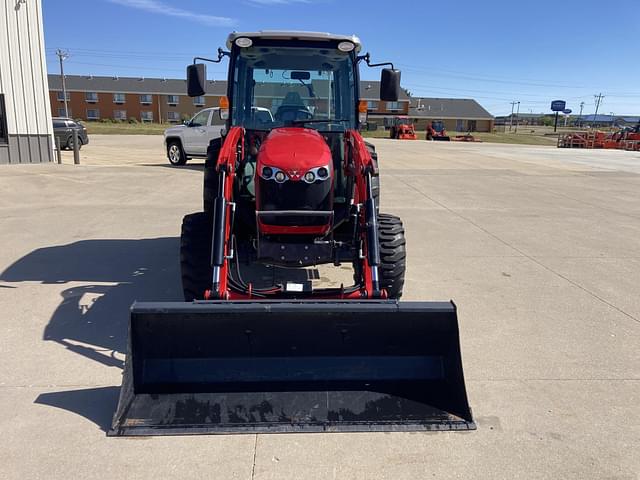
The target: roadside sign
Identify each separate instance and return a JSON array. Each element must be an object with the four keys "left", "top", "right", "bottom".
[
  {"left": 551, "top": 100, "right": 566, "bottom": 112},
  {"left": 563, "top": 109, "right": 572, "bottom": 115}
]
